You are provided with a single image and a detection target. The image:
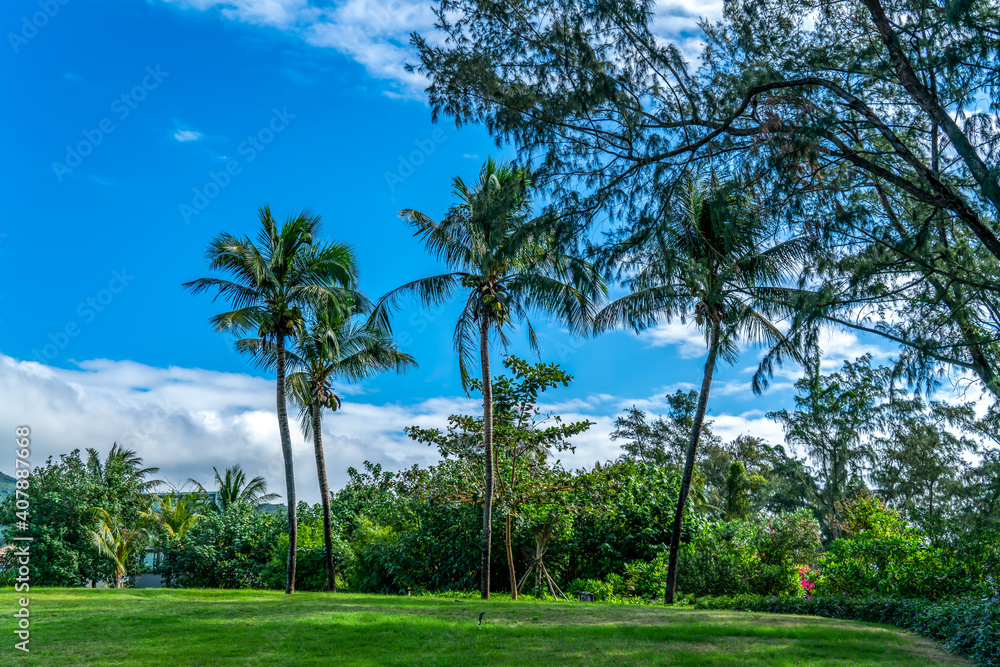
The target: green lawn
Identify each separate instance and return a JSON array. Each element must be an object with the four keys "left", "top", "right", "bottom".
[{"left": 0, "top": 589, "right": 968, "bottom": 665}]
